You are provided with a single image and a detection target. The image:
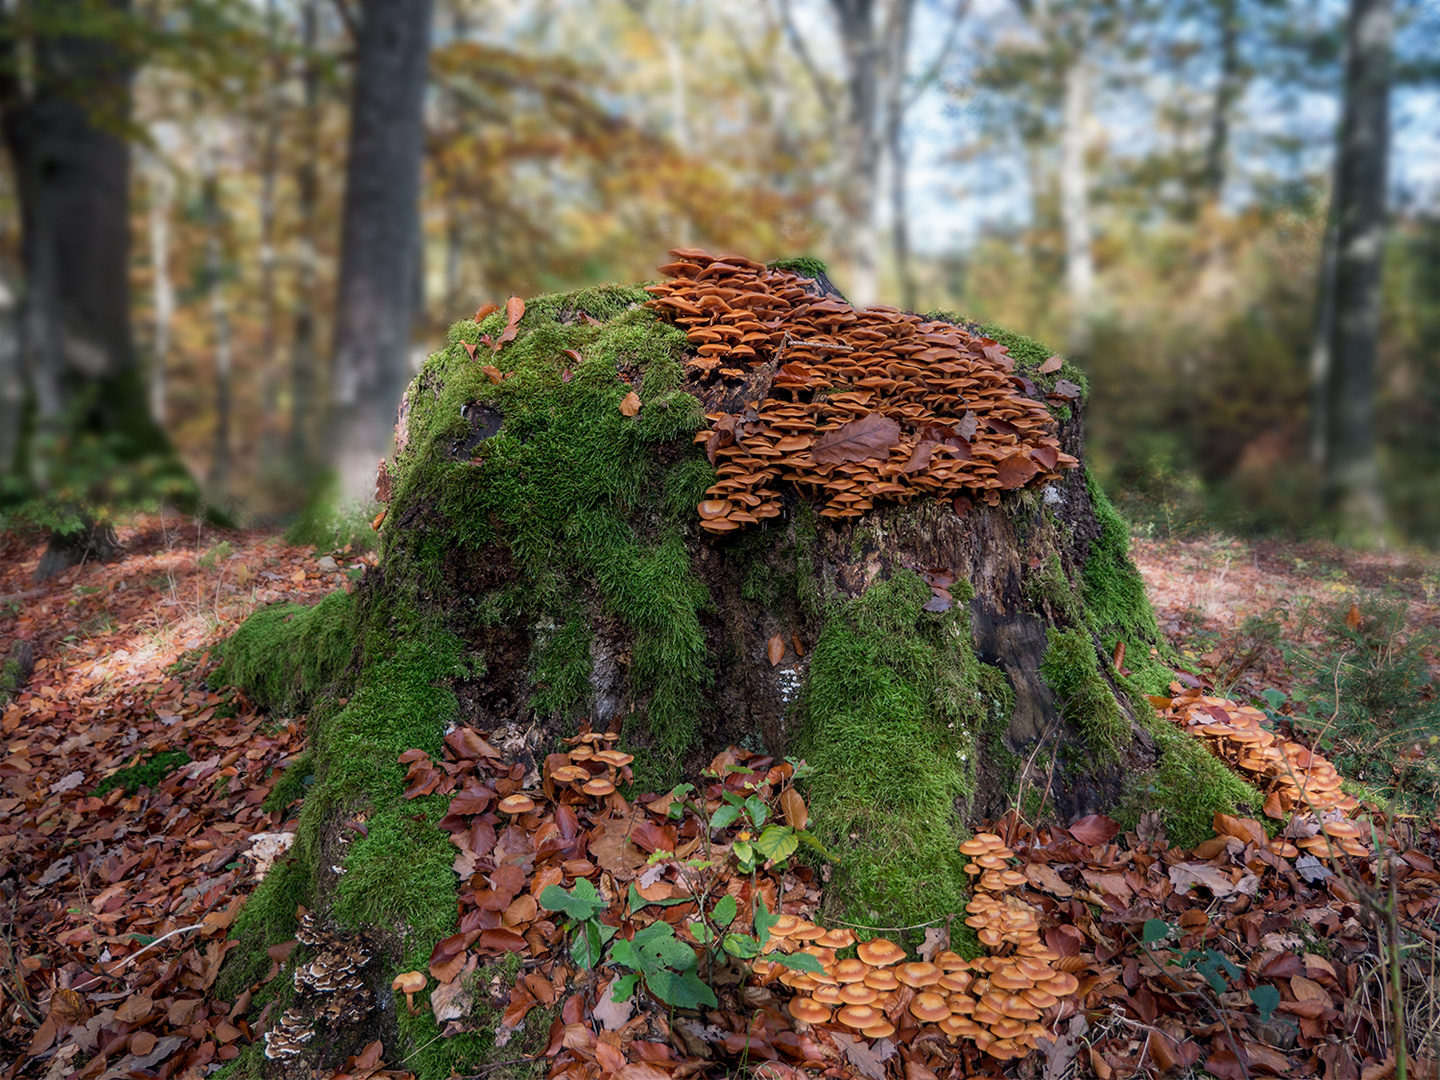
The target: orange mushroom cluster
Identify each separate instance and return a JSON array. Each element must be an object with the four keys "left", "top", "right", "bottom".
[
  {"left": 749, "top": 832, "right": 1076, "bottom": 1062},
  {"left": 1156, "top": 693, "right": 1359, "bottom": 818},
  {"left": 642, "top": 249, "right": 1079, "bottom": 532},
  {"left": 543, "top": 730, "right": 634, "bottom": 804}
]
